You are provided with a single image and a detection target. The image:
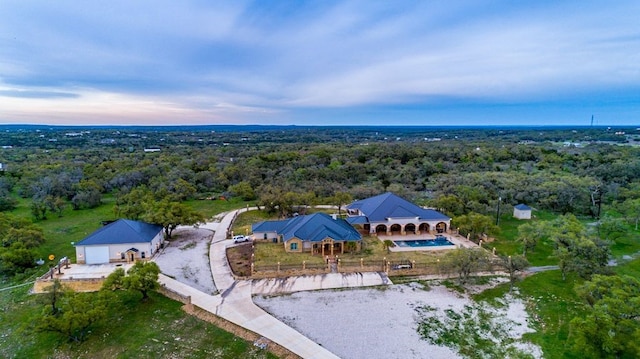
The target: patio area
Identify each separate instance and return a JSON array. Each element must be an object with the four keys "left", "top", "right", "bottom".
[
  {"left": 380, "top": 232, "right": 477, "bottom": 252},
  {"left": 41, "top": 262, "right": 134, "bottom": 281}
]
